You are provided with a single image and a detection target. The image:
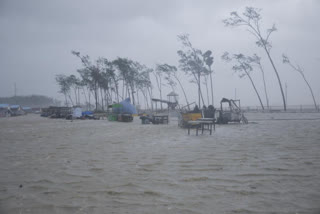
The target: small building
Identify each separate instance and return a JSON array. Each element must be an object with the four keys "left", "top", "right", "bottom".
[
  {"left": 167, "top": 91, "right": 179, "bottom": 104},
  {"left": 32, "top": 107, "right": 41, "bottom": 114},
  {"left": 22, "top": 106, "right": 32, "bottom": 114},
  {"left": 0, "top": 104, "right": 12, "bottom": 117},
  {"left": 167, "top": 91, "right": 179, "bottom": 109},
  {"left": 72, "top": 106, "right": 82, "bottom": 118},
  {"left": 10, "top": 105, "right": 25, "bottom": 116},
  {"left": 41, "top": 106, "right": 71, "bottom": 118}
]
